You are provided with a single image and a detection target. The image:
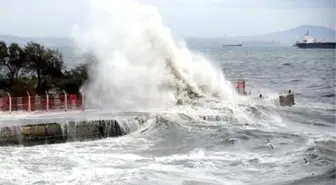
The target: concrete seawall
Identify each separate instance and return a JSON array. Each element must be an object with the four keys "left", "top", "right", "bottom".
[
  {"left": 0, "top": 112, "right": 238, "bottom": 146},
  {"left": 0, "top": 119, "right": 146, "bottom": 146},
  {"left": 0, "top": 109, "right": 260, "bottom": 147}
]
